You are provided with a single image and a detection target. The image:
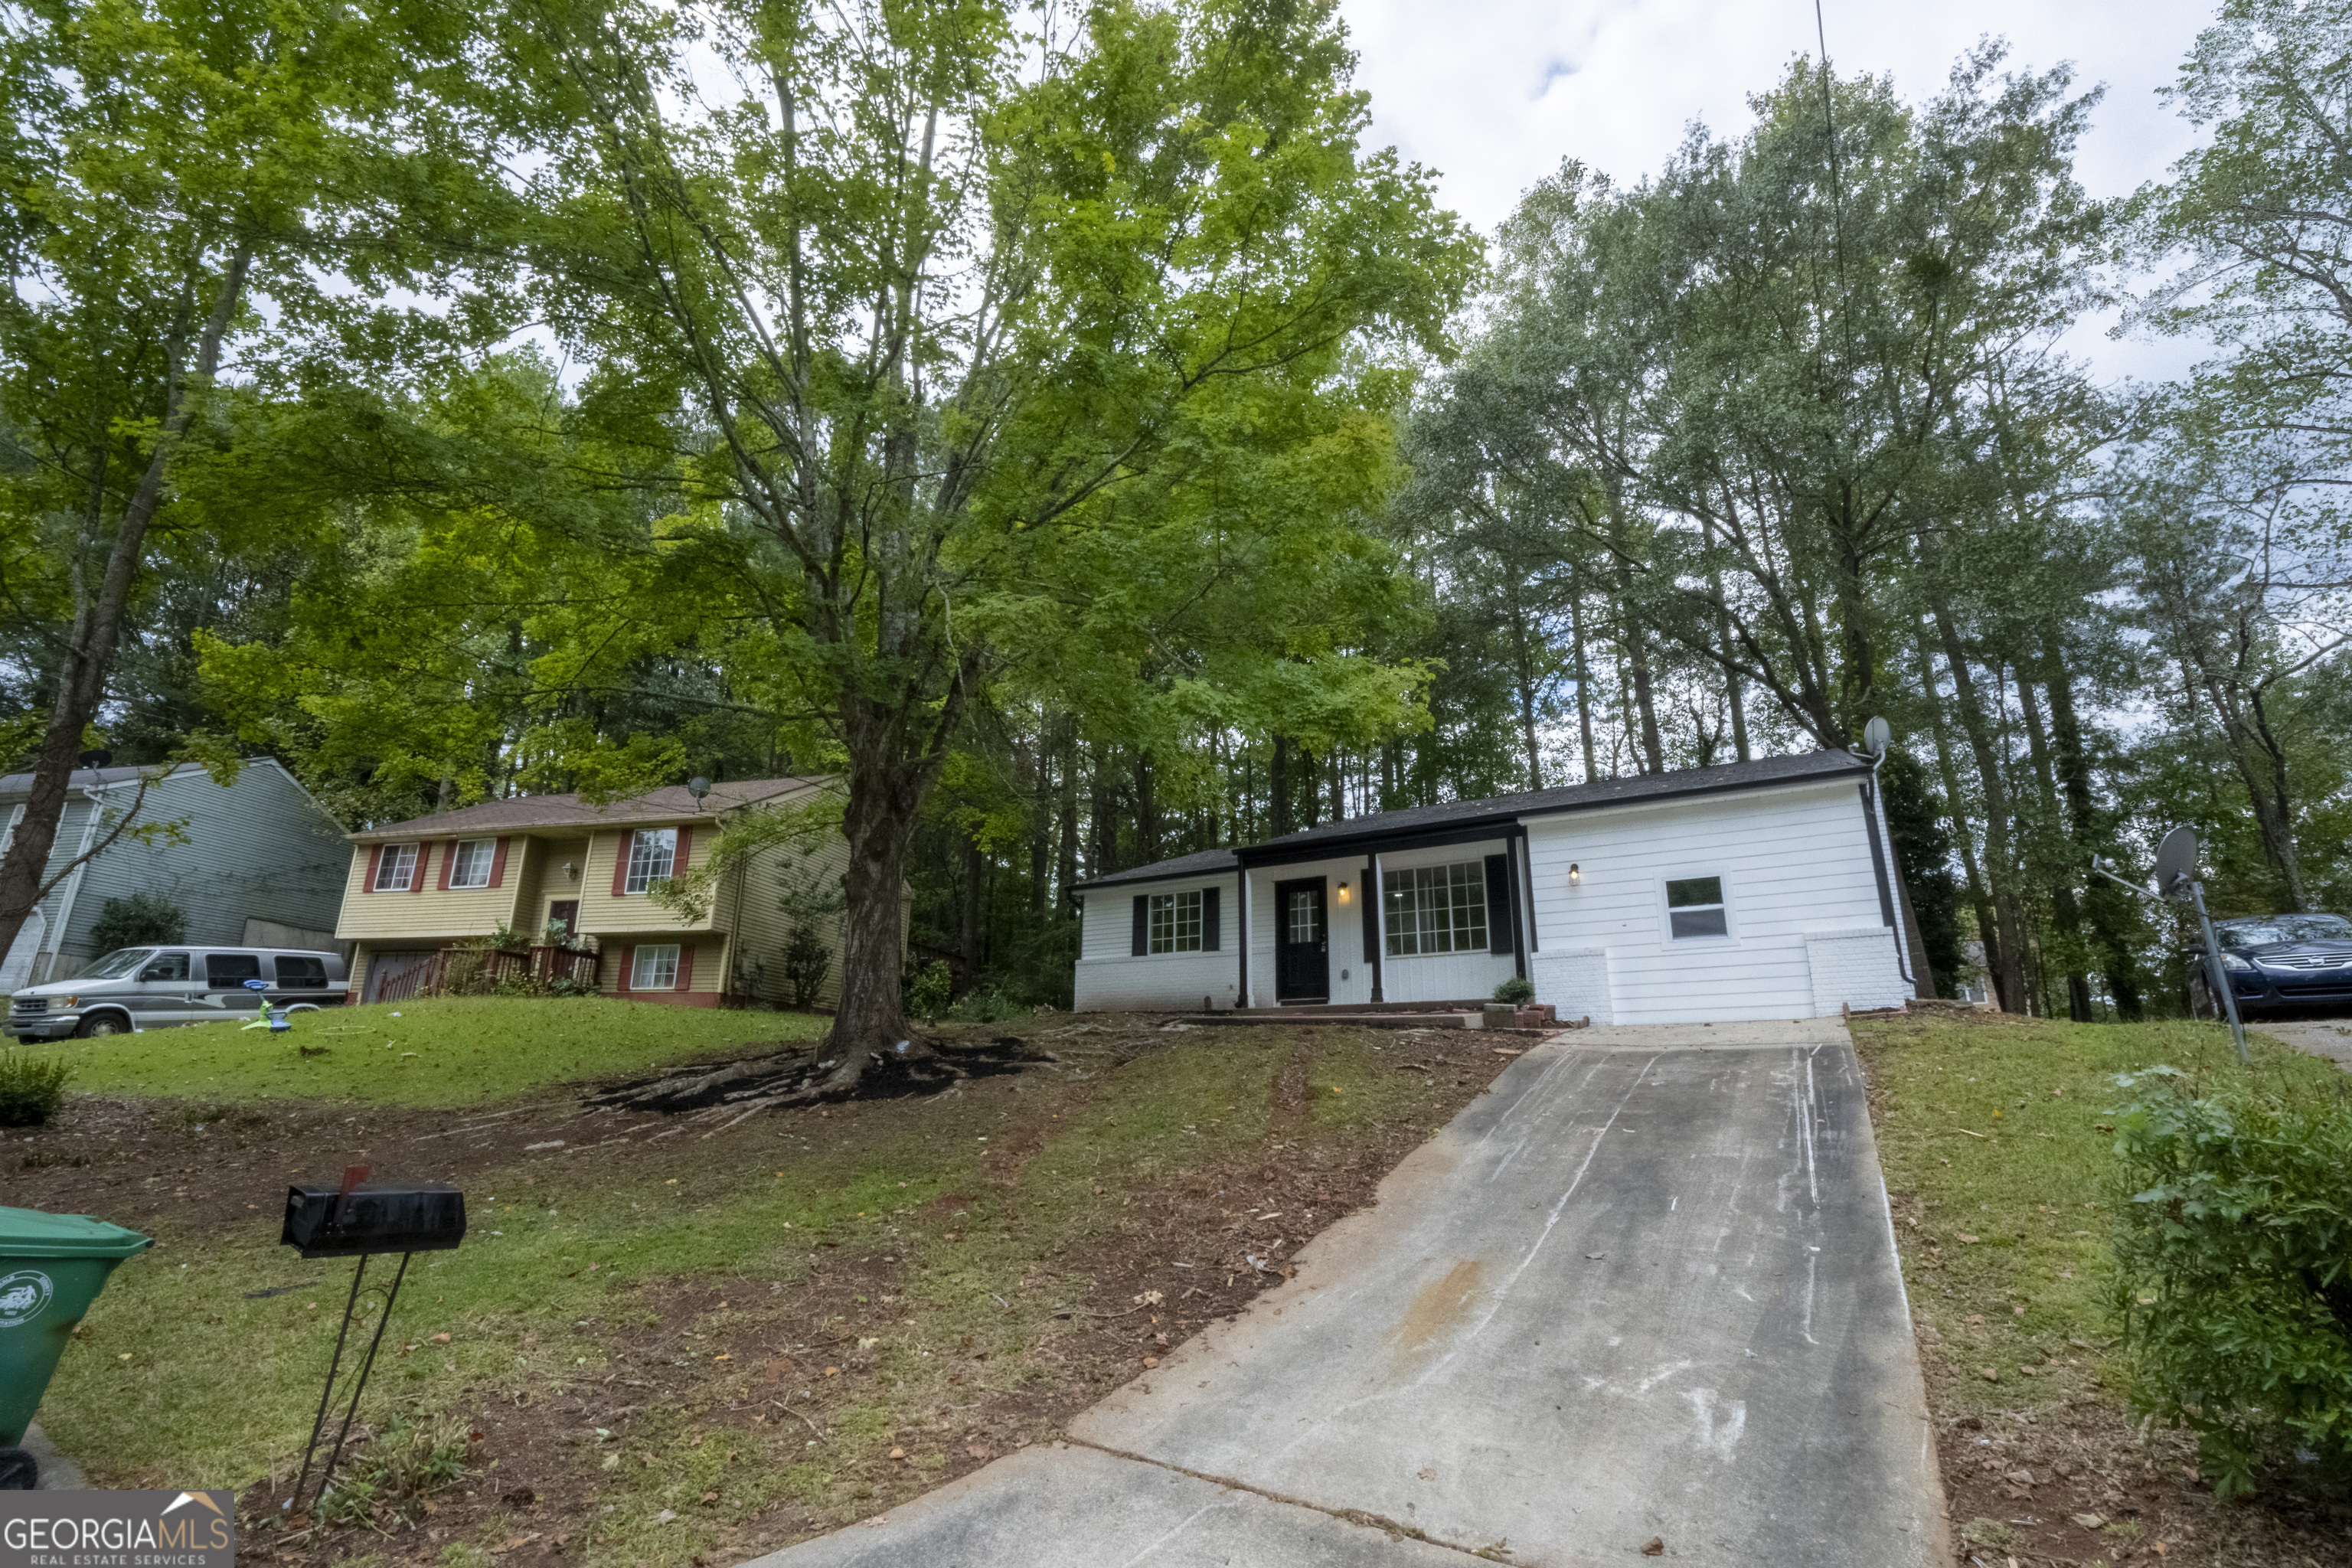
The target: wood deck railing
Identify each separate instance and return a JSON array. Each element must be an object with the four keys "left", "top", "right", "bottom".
[{"left": 374, "top": 945, "right": 600, "bottom": 1004}]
